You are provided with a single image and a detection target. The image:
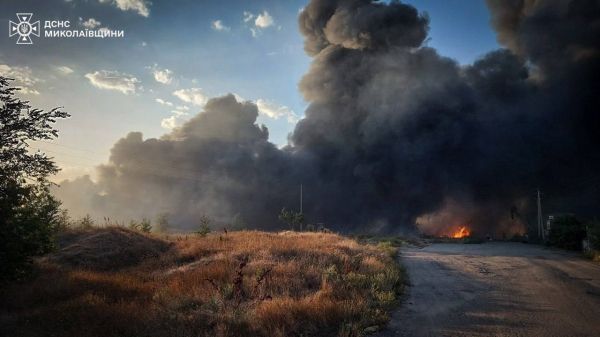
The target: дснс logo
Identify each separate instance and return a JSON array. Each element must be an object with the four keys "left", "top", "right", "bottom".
[{"left": 9, "top": 13, "right": 40, "bottom": 45}]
